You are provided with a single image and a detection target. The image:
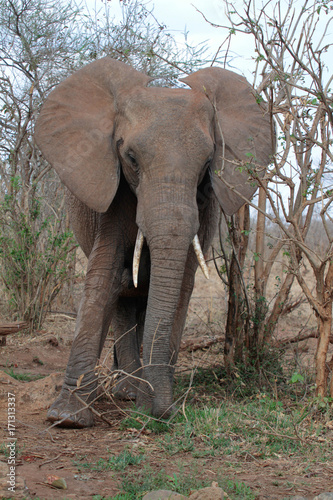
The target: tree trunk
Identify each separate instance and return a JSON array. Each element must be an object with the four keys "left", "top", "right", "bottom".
[
  {"left": 224, "top": 204, "right": 250, "bottom": 371},
  {"left": 264, "top": 246, "right": 302, "bottom": 341},
  {"left": 265, "top": 272, "right": 294, "bottom": 339},
  {"left": 329, "top": 354, "right": 333, "bottom": 398},
  {"left": 251, "top": 184, "right": 267, "bottom": 356},
  {"left": 315, "top": 260, "right": 333, "bottom": 397}
]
